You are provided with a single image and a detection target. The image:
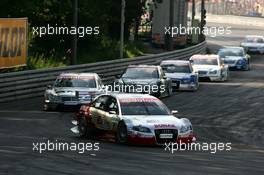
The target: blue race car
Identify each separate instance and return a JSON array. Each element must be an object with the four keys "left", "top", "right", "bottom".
[
  {"left": 218, "top": 47, "right": 250, "bottom": 71},
  {"left": 160, "top": 60, "right": 199, "bottom": 91}
]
